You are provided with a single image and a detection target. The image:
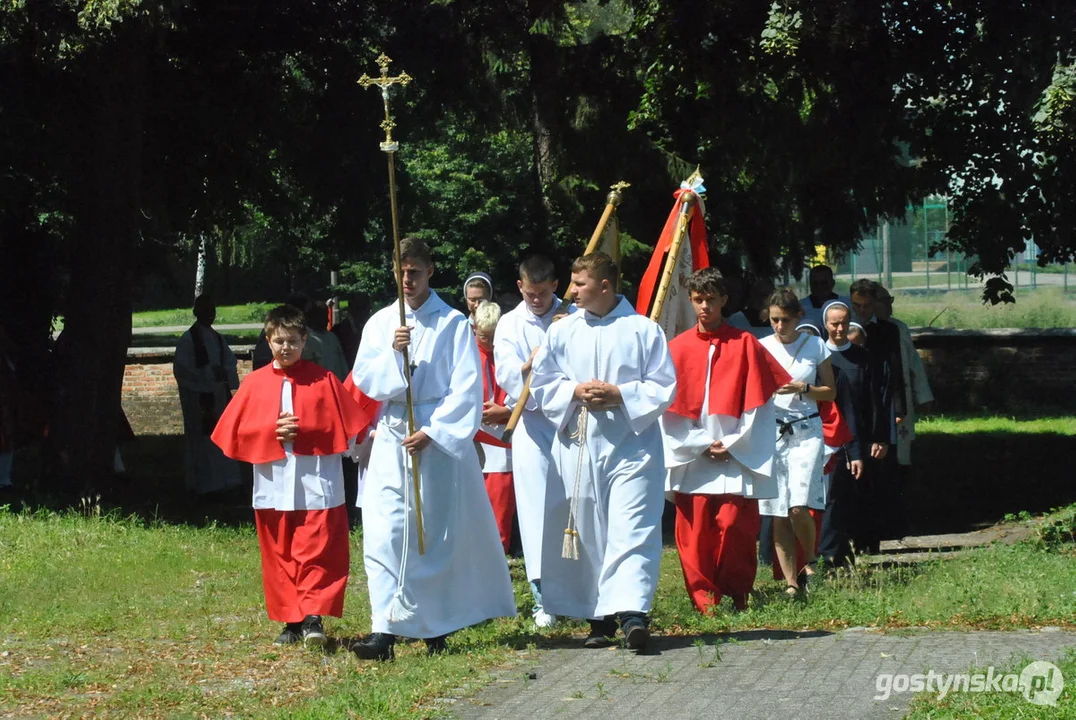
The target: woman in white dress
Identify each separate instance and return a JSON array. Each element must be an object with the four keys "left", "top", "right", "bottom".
[{"left": 758, "top": 289, "right": 836, "bottom": 595}]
